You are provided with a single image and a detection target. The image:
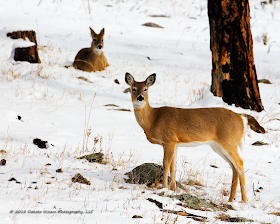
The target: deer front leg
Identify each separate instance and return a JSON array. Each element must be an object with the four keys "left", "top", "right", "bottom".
[
  {"left": 169, "top": 148, "right": 177, "bottom": 191},
  {"left": 162, "top": 142, "right": 177, "bottom": 190}
]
